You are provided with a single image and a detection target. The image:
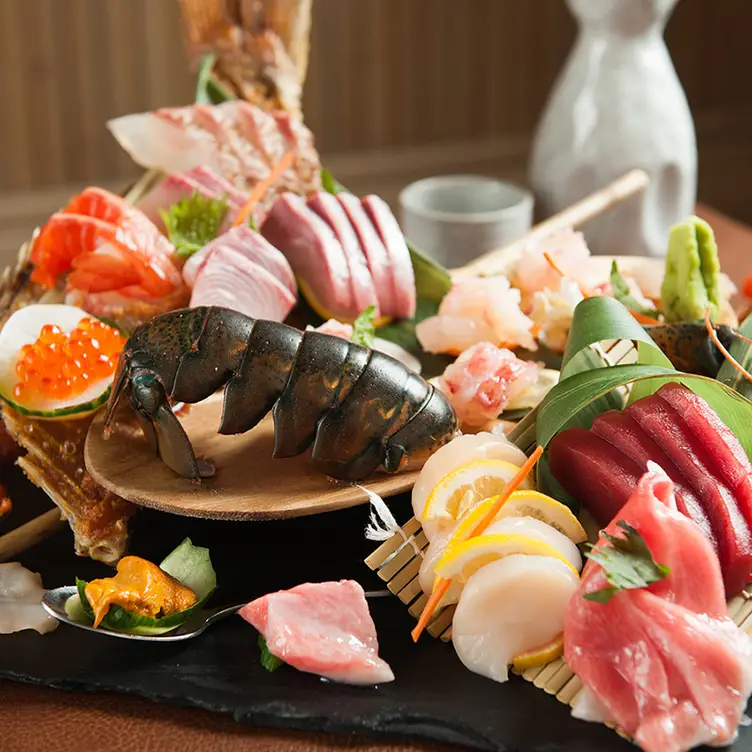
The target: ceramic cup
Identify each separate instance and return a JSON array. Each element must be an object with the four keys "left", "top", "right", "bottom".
[{"left": 399, "top": 175, "right": 534, "bottom": 268}]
